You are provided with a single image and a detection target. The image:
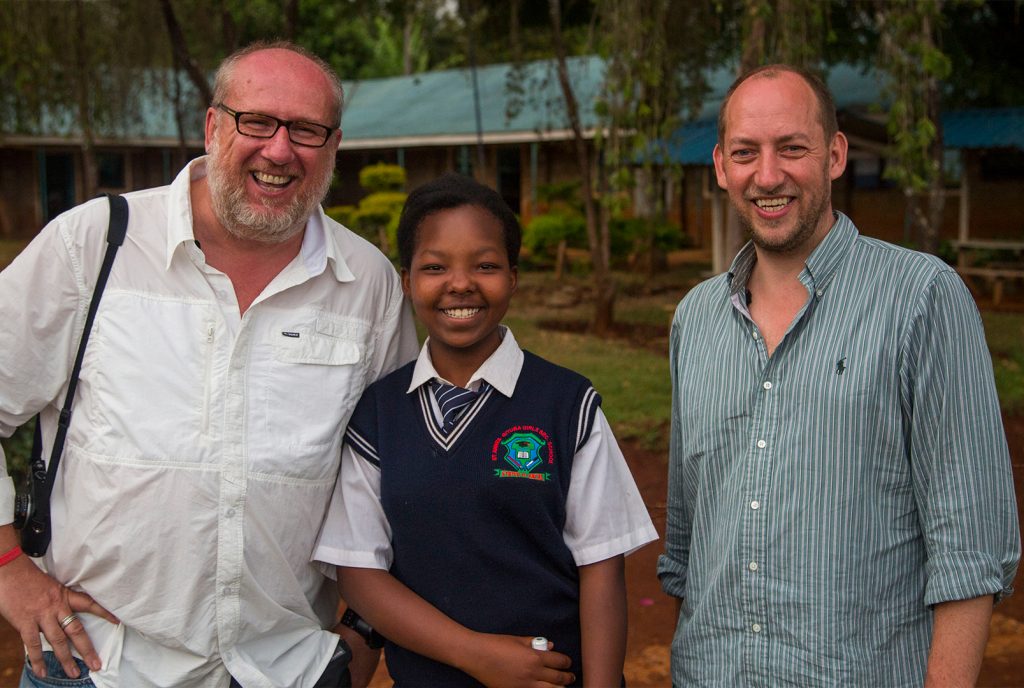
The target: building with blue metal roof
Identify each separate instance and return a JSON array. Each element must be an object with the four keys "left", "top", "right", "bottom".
[{"left": 2, "top": 56, "right": 1022, "bottom": 258}]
